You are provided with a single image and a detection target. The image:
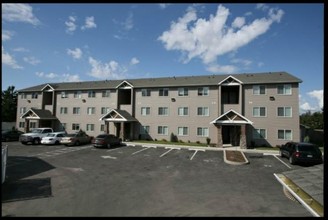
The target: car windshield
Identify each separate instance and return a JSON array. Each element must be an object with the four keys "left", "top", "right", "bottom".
[
  {"left": 97, "top": 134, "right": 108, "bottom": 138},
  {"left": 46, "top": 134, "right": 56, "bottom": 137},
  {"left": 31, "top": 129, "right": 43, "bottom": 133},
  {"left": 298, "top": 144, "right": 317, "bottom": 152},
  {"left": 66, "top": 134, "right": 76, "bottom": 137}
]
